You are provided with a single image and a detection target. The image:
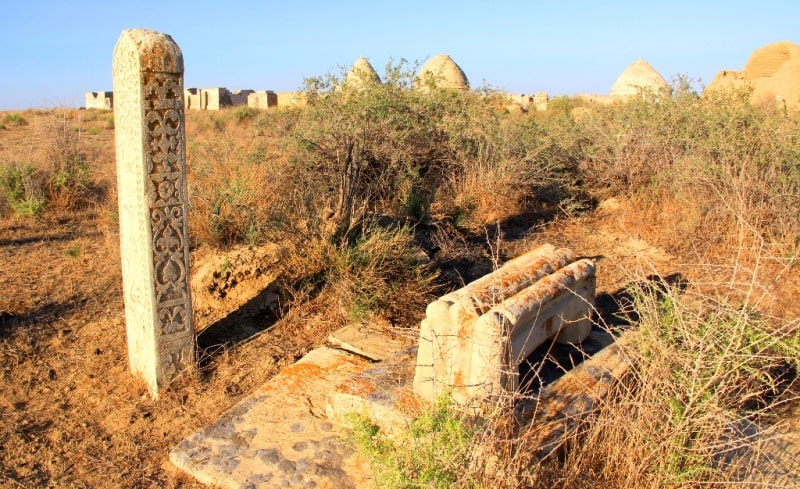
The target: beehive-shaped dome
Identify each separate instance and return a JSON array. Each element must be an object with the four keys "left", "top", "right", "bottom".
[
  {"left": 415, "top": 54, "right": 470, "bottom": 90},
  {"left": 344, "top": 57, "right": 381, "bottom": 89},
  {"left": 743, "top": 40, "right": 797, "bottom": 78},
  {"left": 706, "top": 41, "right": 800, "bottom": 108},
  {"left": 610, "top": 59, "right": 669, "bottom": 97}
]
